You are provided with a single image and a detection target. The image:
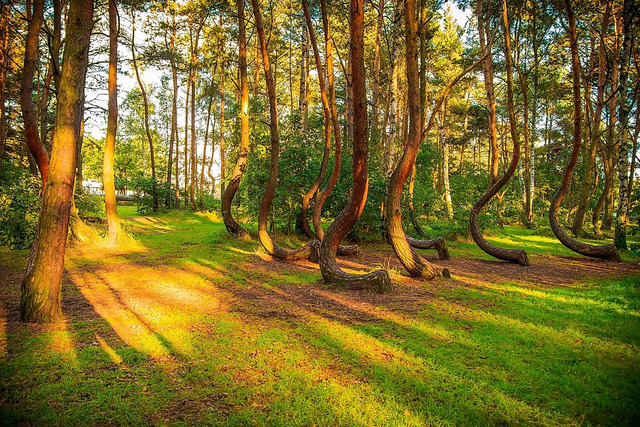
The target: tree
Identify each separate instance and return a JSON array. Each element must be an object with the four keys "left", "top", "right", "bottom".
[
  {"left": 221, "top": 0, "right": 250, "bottom": 236},
  {"left": 131, "top": 8, "right": 158, "bottom": 210},
  {"left": 20, "top": 0, "right": 49, "bottom": 185},
  {"left": 469, "top": 0, "right": 529, "bottom": 266},
  {"left": 548, "top": 0, "right": 620, "bottom": 262},
  {"left": 318, "top": 0, "right": 391, "bottom": 292},
  {"left": 21, "top": 0, "right": 94, "bottom": 322},
  {"left": 251, "top": 0, "right": 319, "bottom": 261},
  {"left": 104, "top": 0, "right": 121, "bottom": 245}
]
